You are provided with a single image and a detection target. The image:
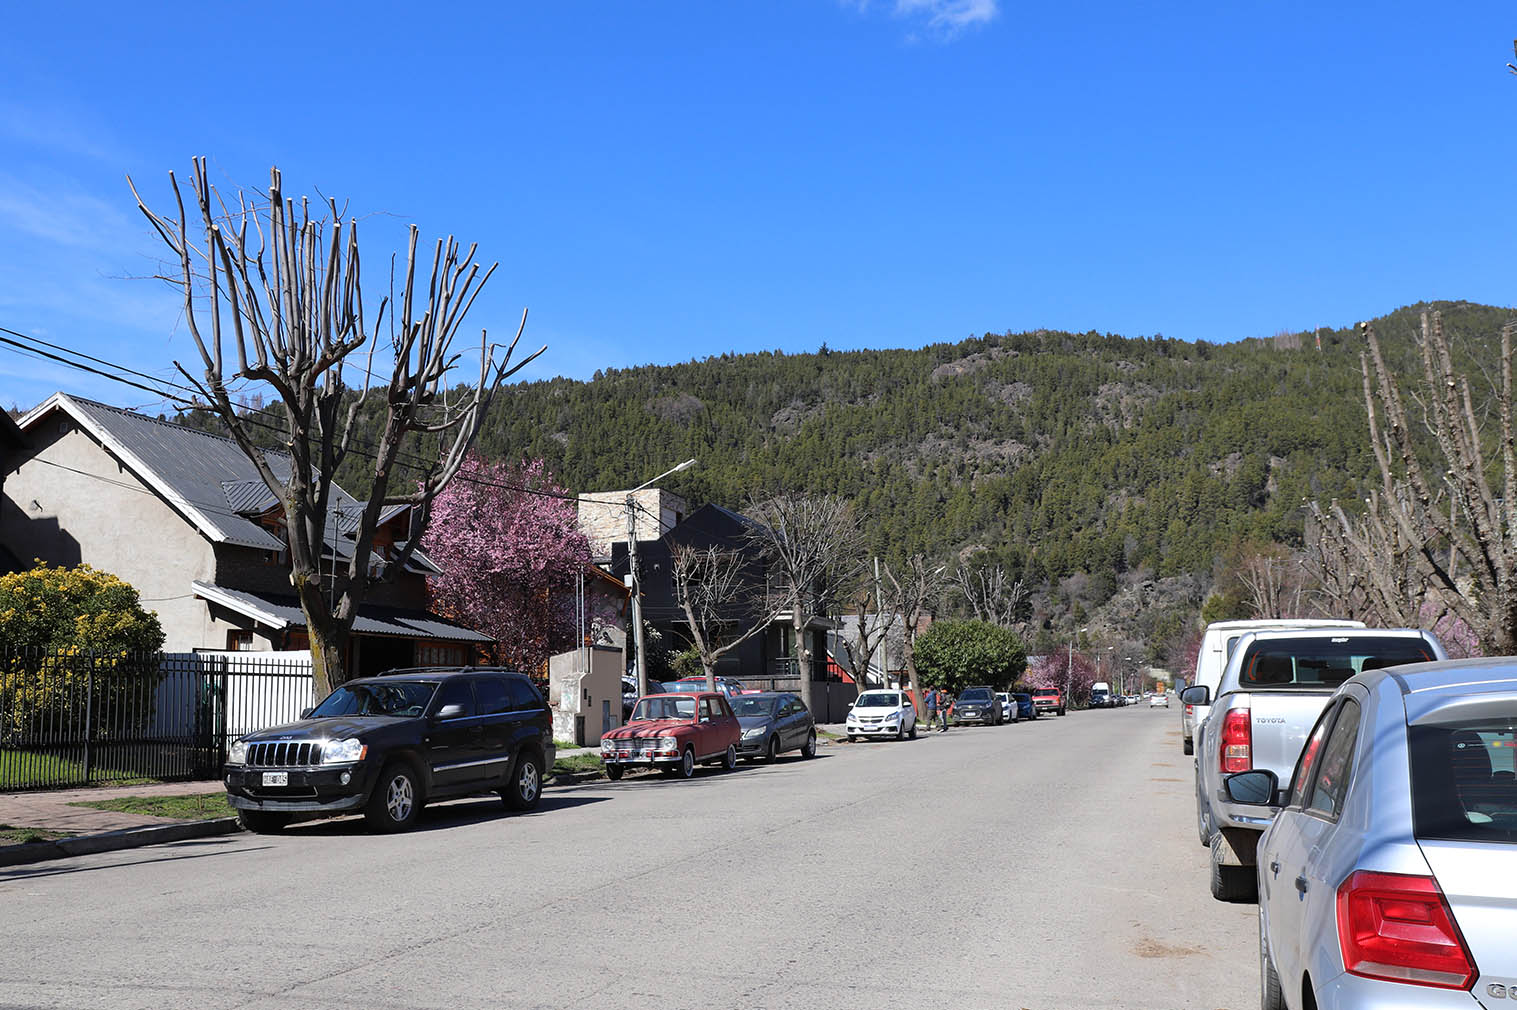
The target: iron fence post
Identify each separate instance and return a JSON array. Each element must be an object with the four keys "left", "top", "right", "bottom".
[{"left": 83, "top": 653, "right": 95, "bottom": 783}]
